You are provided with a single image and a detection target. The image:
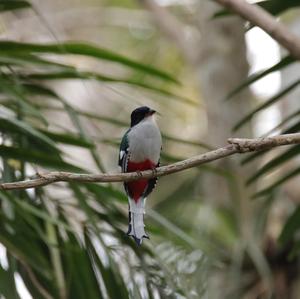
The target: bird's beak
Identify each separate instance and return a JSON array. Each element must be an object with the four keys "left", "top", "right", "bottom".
[
  {"left": 147, "top": 109, "right": 160, "bottom": 117},
  {"left": 152, "top": 110, "right": 161, "bottom": 117},
  {"left": 148, "top": 109, "right": 156, "bottom": 116}
]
